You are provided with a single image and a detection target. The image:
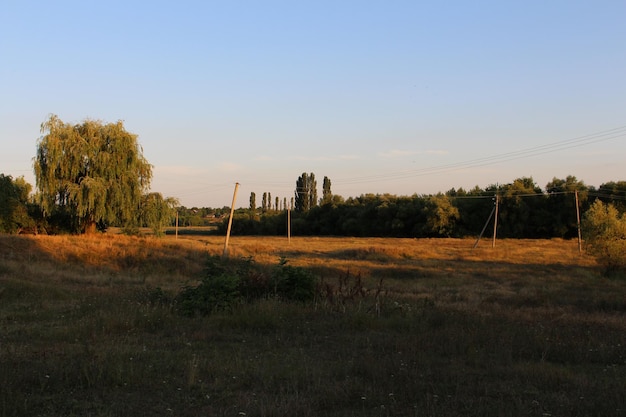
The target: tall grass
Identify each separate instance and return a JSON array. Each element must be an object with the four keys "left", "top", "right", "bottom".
[{"left": 0, "top": 234, "right": 624, "bottom": 416}]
